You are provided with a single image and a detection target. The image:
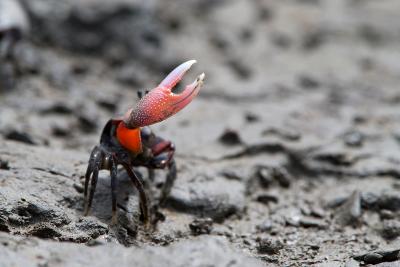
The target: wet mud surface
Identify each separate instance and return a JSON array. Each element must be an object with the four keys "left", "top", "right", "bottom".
[{"left": 1, "top": 0, "right": 400, "bottom": 266}]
